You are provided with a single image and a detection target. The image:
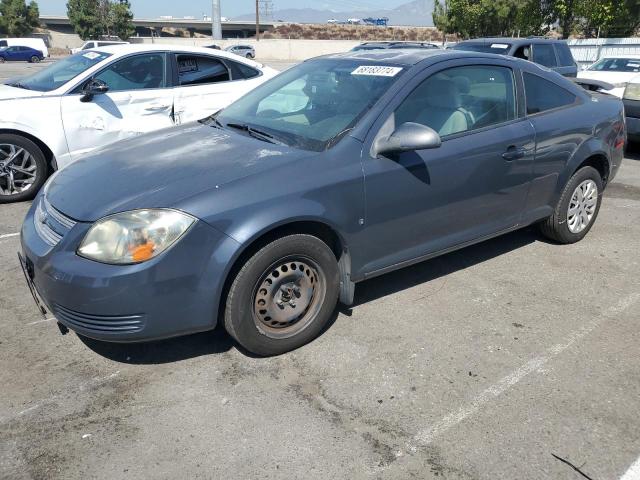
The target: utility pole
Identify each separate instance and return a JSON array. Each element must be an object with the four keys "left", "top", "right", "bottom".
[
  {"left": 255, "top": 0, "right": 260, "bottom": 41},
  {"left": 212, "top": 0, "right": 222, "bottom": 40}
]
